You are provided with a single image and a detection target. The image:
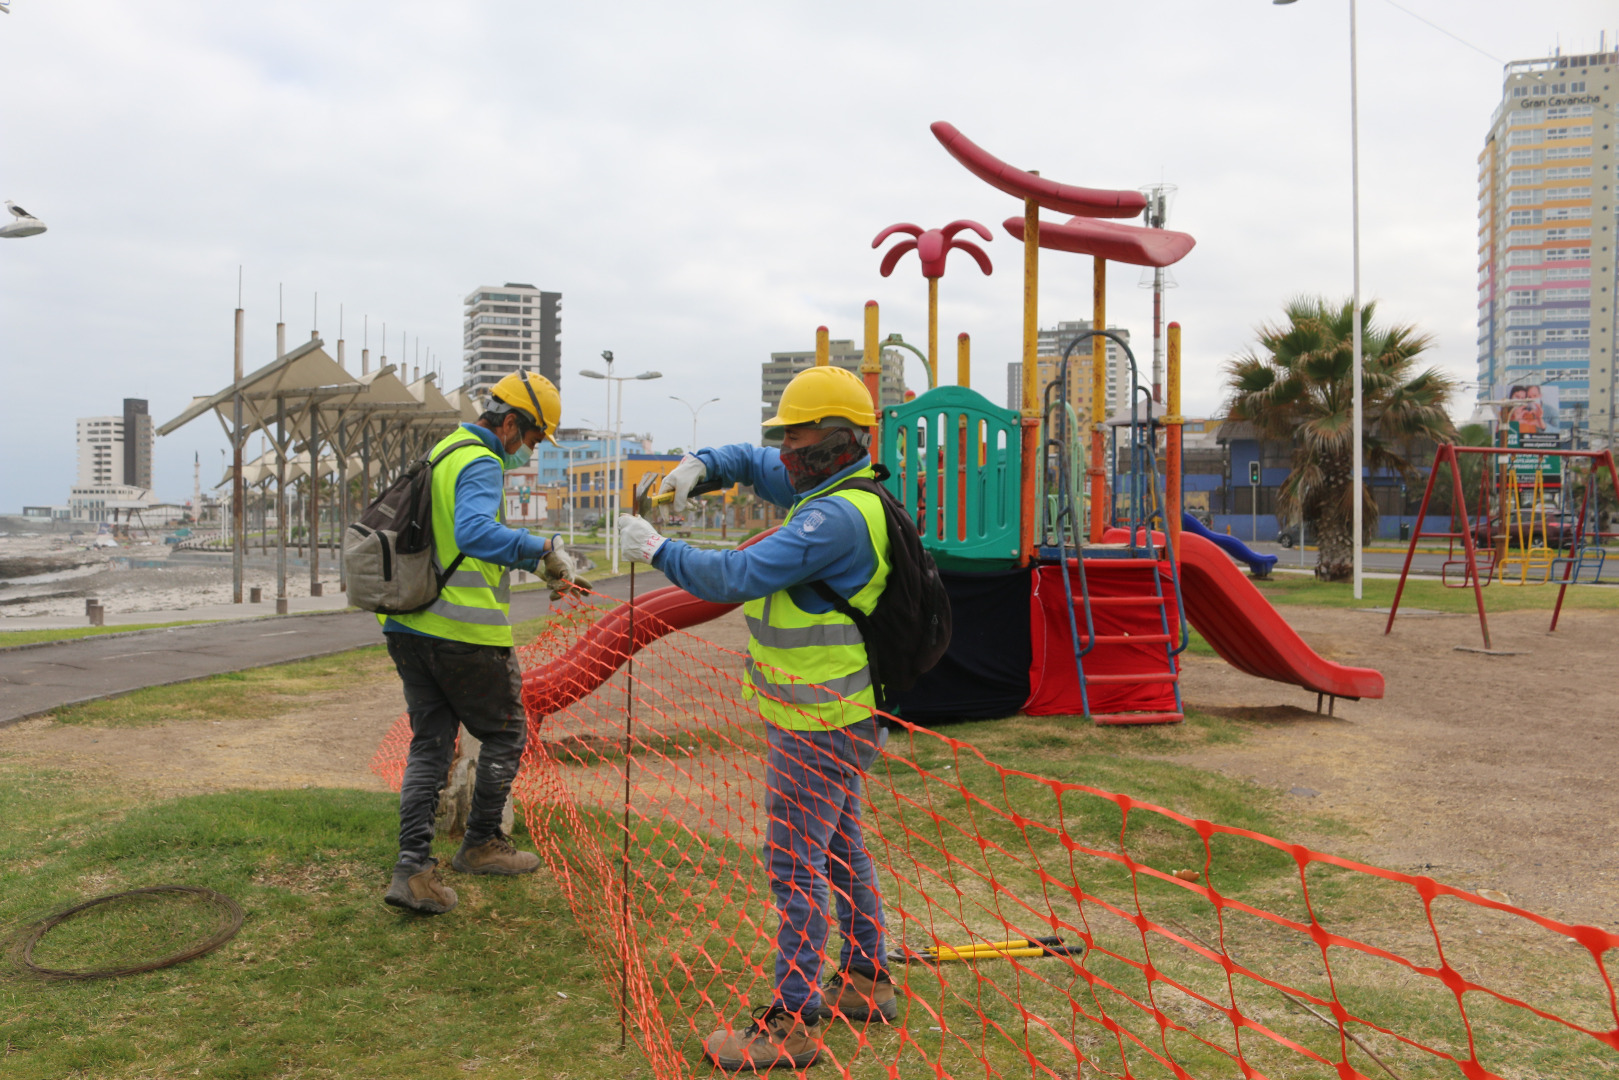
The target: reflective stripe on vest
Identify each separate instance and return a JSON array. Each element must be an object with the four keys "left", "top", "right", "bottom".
[
  {"left": 741, "top": 468, "right": 890, "bottom": 732},
  {"left": 744, "top": 658, "right": 873, "bottom": 705},
  {"left": 388, "top": 429, "right": 515, "bottom": 646},
  {"left": 744, "top": 593, "right": 865, "bottom": 649}
]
